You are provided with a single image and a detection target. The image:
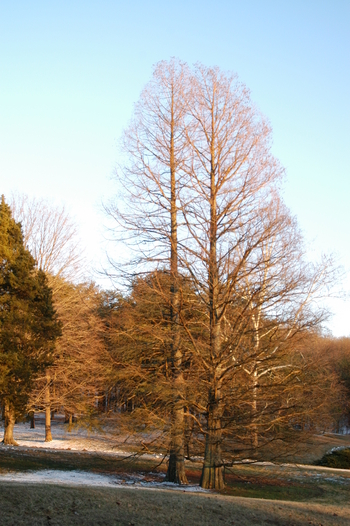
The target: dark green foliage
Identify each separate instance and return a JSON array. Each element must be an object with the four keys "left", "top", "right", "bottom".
[
  {"left": 317, "top": 448, "right": 350, "bottom": 469},
  {"left": 0, "top": 195, "right": 61, "bottom": 414},
  {"left": 337, "top": 355, "right": 350, "bottom": 414}
]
